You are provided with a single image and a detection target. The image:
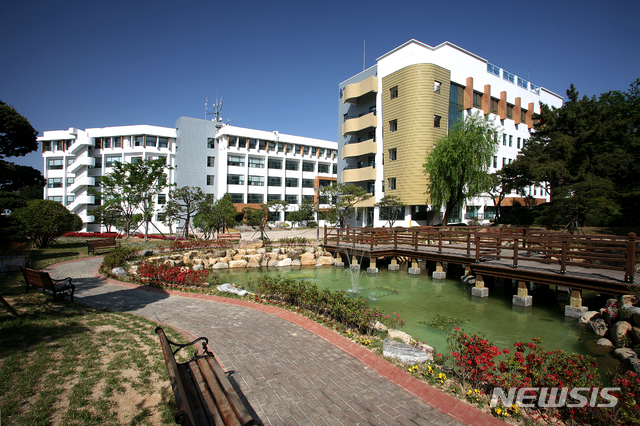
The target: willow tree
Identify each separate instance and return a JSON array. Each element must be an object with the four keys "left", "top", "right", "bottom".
[{"left": 423, "top": 112, "right": 499, "bottom": 225}]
